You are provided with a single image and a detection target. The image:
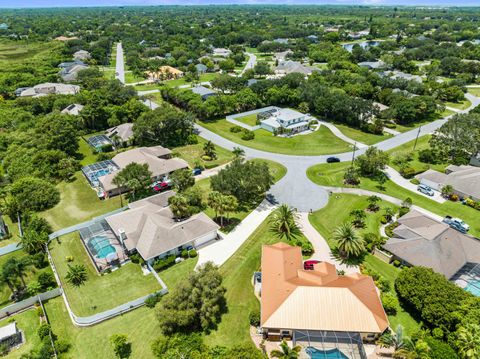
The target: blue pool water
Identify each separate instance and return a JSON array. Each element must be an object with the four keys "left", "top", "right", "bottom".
[
  {"left": 306, "top": 347, "right": 349, "bottom": 359},
  {"left": 465, "top": 280, "right": 480, "bottom": 296},
  {"left": 88, "top": 235, "right": 116, "bottom": 259}
]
